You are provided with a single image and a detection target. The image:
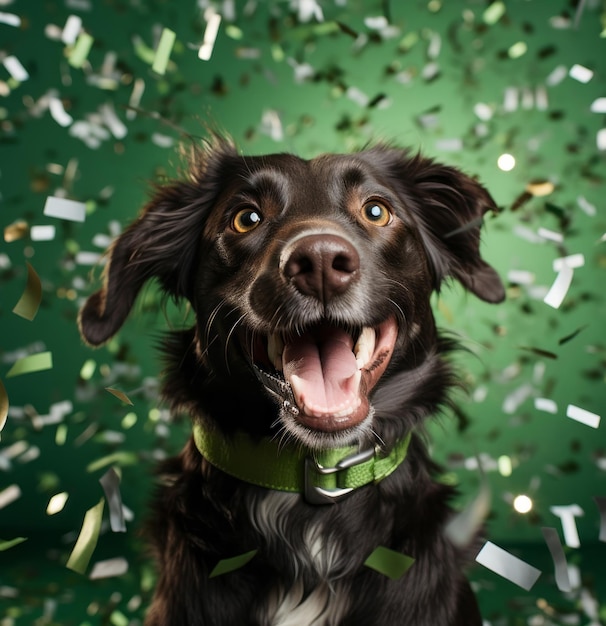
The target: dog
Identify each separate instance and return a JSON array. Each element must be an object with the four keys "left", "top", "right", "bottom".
[{"left": 79, "top": 137, "right": 505, "bottom": 625}]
